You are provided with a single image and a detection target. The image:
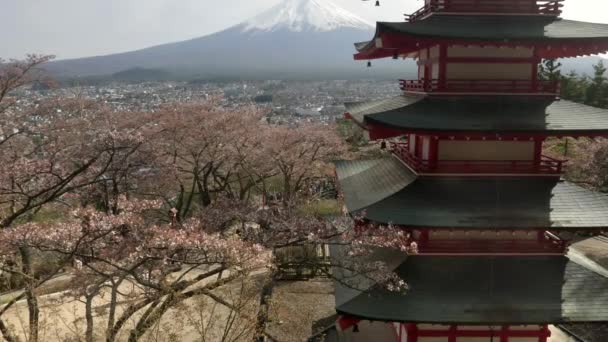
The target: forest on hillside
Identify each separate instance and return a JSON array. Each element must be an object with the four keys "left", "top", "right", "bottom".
[{"left": 539, "top": 59, "right": 608, "bottom": 192}]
